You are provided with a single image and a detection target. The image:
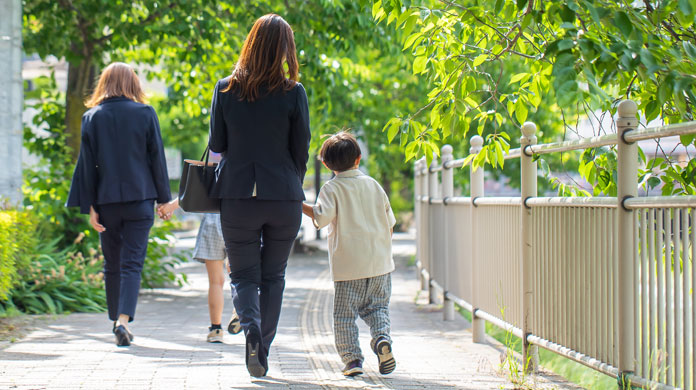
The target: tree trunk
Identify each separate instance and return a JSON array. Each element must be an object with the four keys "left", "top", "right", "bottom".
[{"left": 65, "top": 56, "right": 96, "bottom": 161}]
